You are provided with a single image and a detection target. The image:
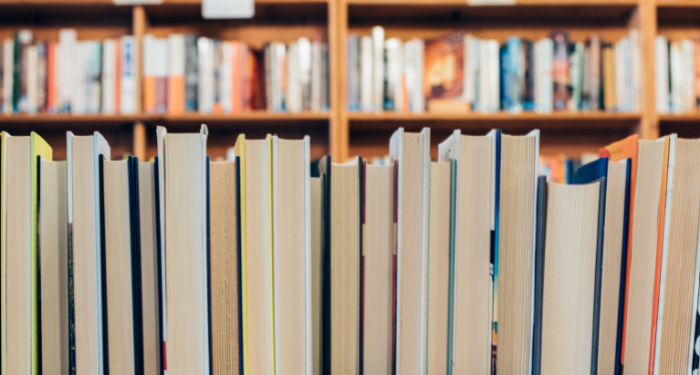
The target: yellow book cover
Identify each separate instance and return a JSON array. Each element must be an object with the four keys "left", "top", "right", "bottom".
[
  {"left": 30, "top": 133, "right": 52, "bottom": 375},
  {"left": 0, "top": 131, "right": 7, "bottom": 375},
  {"left": 234, "top": 134, "right": 249, "bottom": 374}
]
